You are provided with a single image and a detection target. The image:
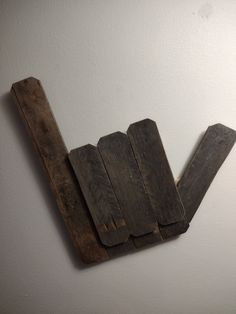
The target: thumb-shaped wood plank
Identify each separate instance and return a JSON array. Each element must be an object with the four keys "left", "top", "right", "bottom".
[
  {"left": 178, "top": 123, "right": 236, "bottom": 222},
  {"left": 69, "top": 145, "right": 129, "bottom": 247},
  {"left": 11, "top": 77, "right": 108, "bottom": 264}
]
